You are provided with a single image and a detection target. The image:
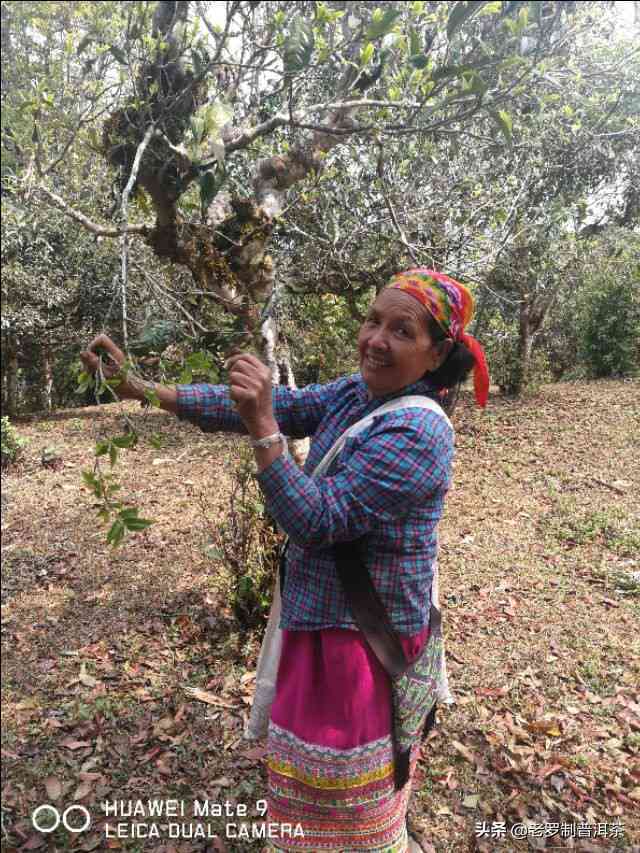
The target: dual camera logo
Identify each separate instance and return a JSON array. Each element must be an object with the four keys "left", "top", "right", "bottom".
[{"left": 32, "top": 804, "right": 91, "bottom": 834}]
